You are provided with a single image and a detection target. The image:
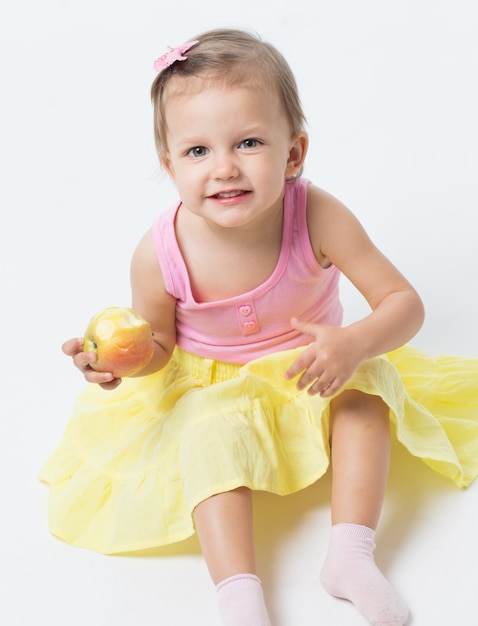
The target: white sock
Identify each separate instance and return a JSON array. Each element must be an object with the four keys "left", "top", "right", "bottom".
[
  {"left": 320, "top": 524, "right": 409, "bottom": 626},
  {"left": 216, "top": 573, "right": 271, "bottom": 626}
]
